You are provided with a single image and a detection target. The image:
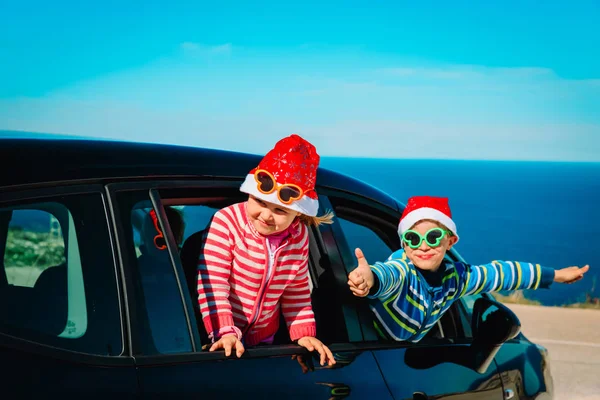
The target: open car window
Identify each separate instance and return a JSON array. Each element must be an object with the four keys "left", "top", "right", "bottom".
[
  {"left": 117, "top": 184, "right": 354, "bottom": 356},
  {"left": 323, "top": 193, "right": 472, "bottom": 343}
]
